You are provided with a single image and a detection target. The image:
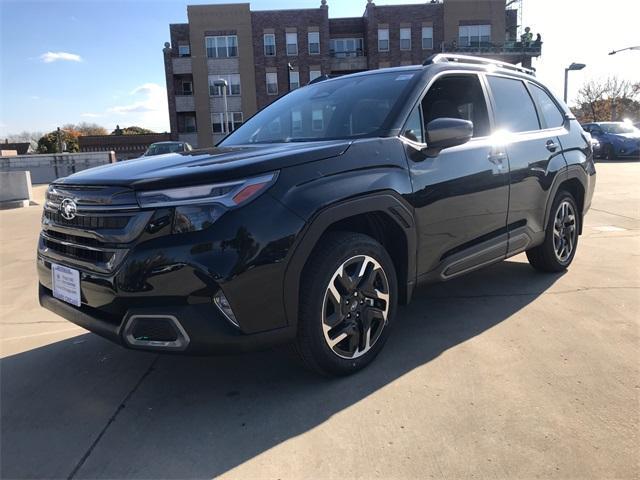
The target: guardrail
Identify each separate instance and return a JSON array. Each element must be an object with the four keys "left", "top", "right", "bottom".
[{"left": 0, "top": 151, "right": 116, "bottom": 184}]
